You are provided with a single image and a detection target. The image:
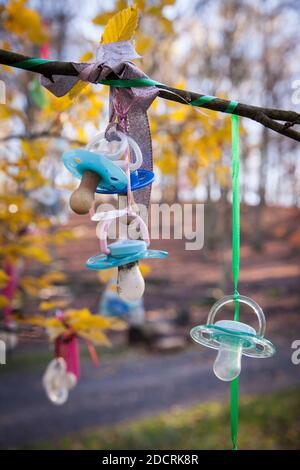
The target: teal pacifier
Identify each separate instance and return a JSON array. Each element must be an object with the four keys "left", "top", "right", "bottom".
[
  {"left": 86, "top": 239, "right": 168, "bottom": 269},
  {"left": 190, "top": 295, "right": 276, "bottom": 381},
  {"left": 62, "top": 142, "right": 128, "bottom": 214},
  {"left": 87, "top": 208, "right": 168, "bottom": 302}
]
